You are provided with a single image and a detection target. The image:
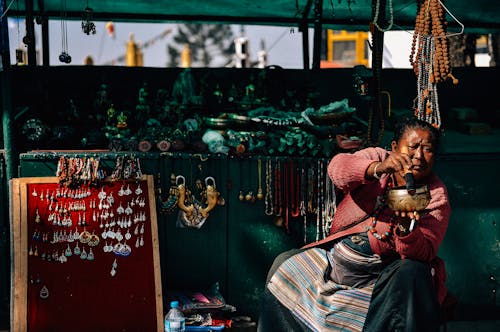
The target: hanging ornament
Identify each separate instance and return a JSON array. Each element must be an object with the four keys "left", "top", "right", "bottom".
[
  {"left": 59, "top": 0, "right": 72, "bottom": 63},
  {"left": 105, "top": 21, "right": 115, "bottom": 39},
  {"left": 81, "top": 1, "right": 96, "bottom": 35},
  {"left": 40, "top": 285, "right": 49, "bottom": 299}
]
